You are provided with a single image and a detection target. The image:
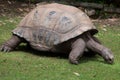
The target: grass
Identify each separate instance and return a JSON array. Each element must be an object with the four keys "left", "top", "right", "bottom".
[{"left": 0, "top": 16, "right": 120, "bottom": 80}]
